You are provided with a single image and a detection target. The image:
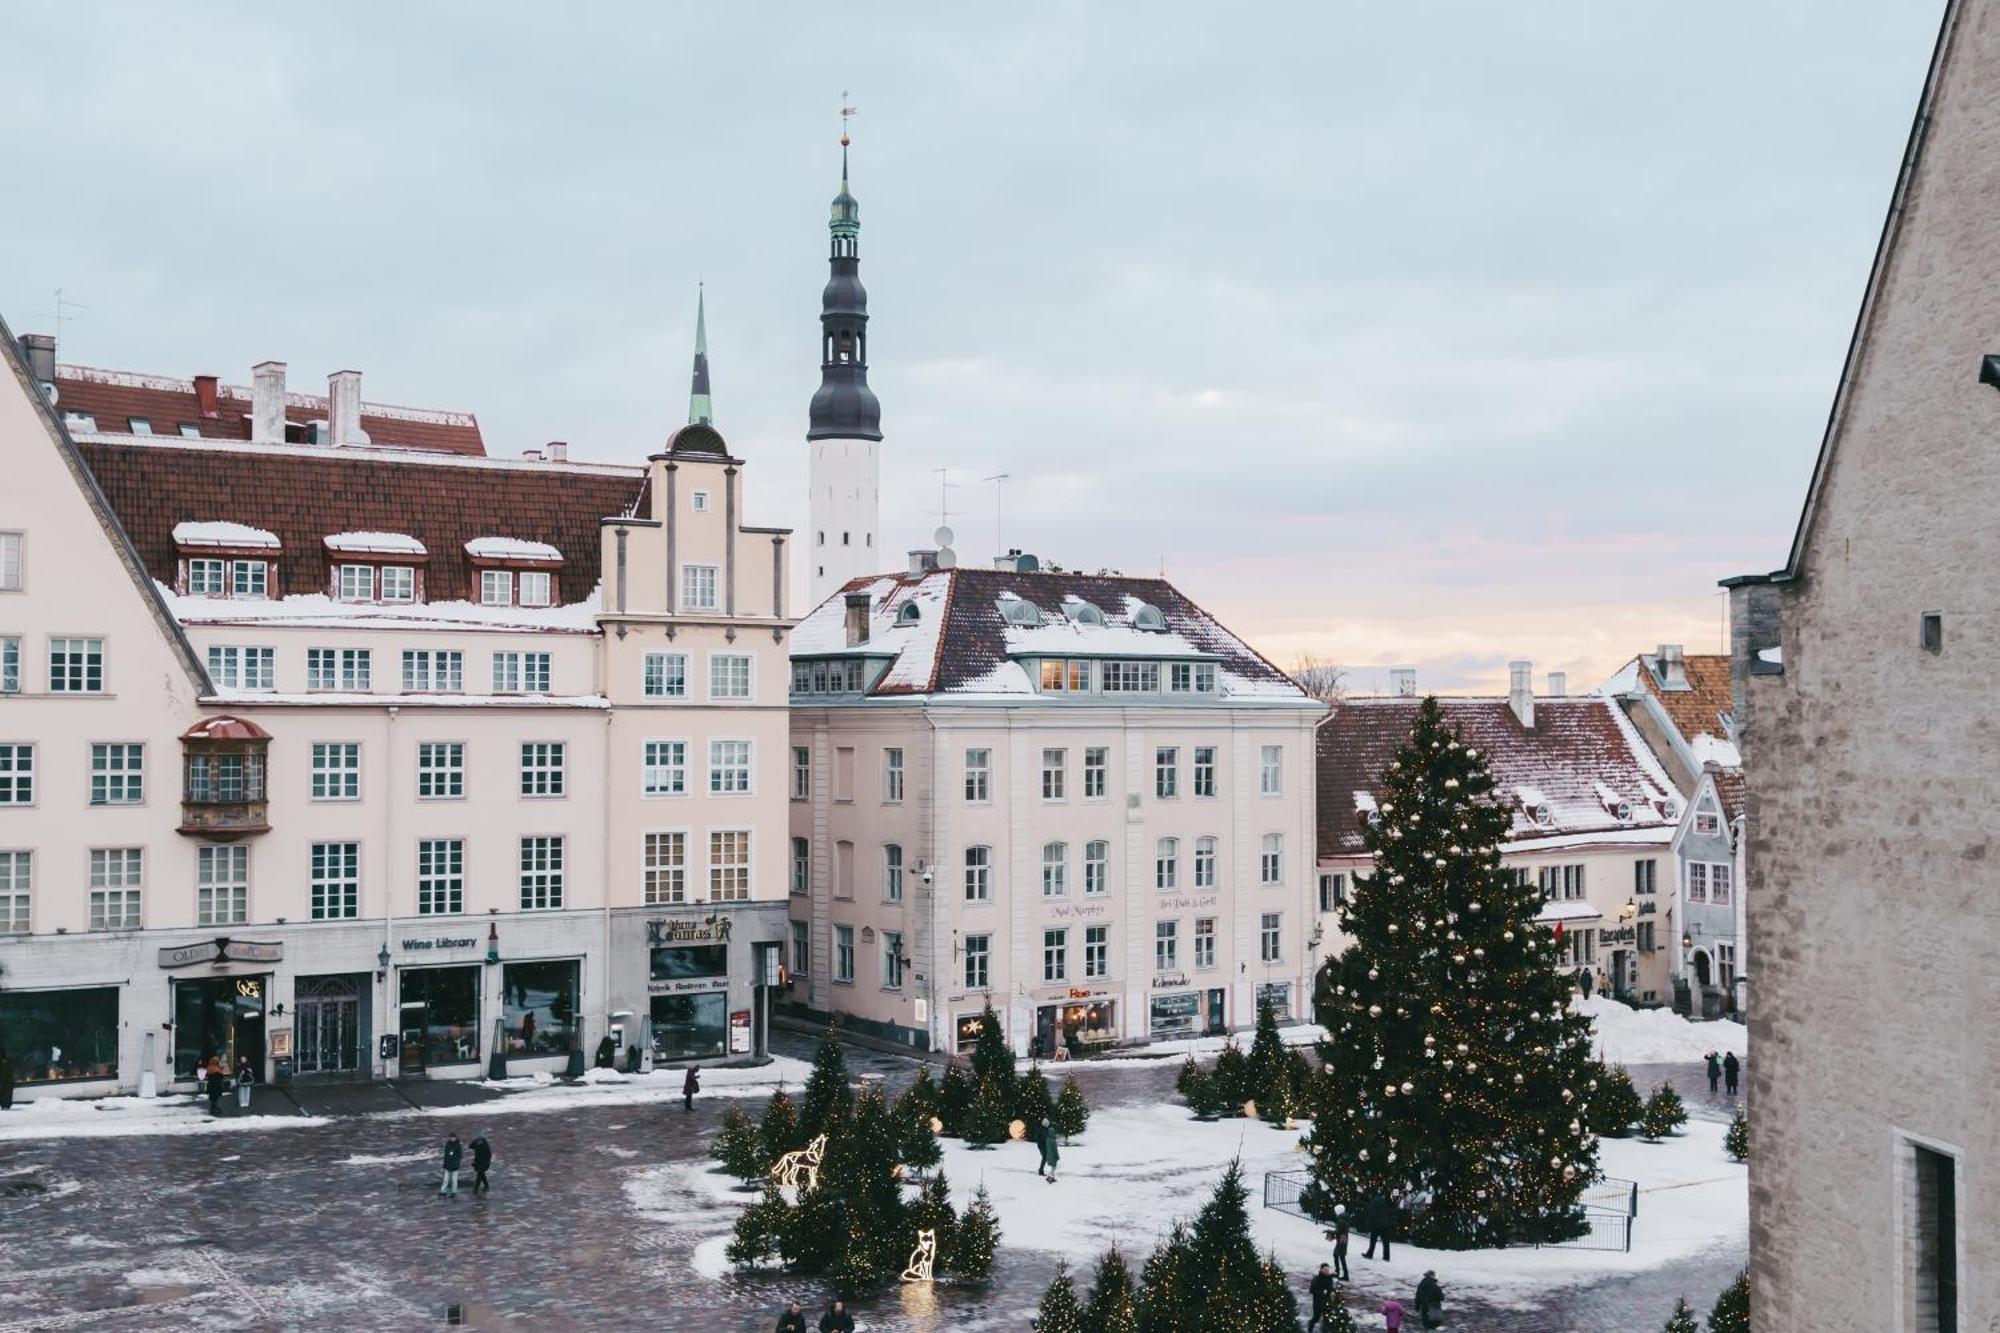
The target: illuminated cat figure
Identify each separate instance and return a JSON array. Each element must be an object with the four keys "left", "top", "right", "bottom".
[
  {"left": 901, "top": 1228, "right": 937, "bottom": 1283},
  {"left": 771, "top": 1133, "right": 828, "bottom": 1193}
]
